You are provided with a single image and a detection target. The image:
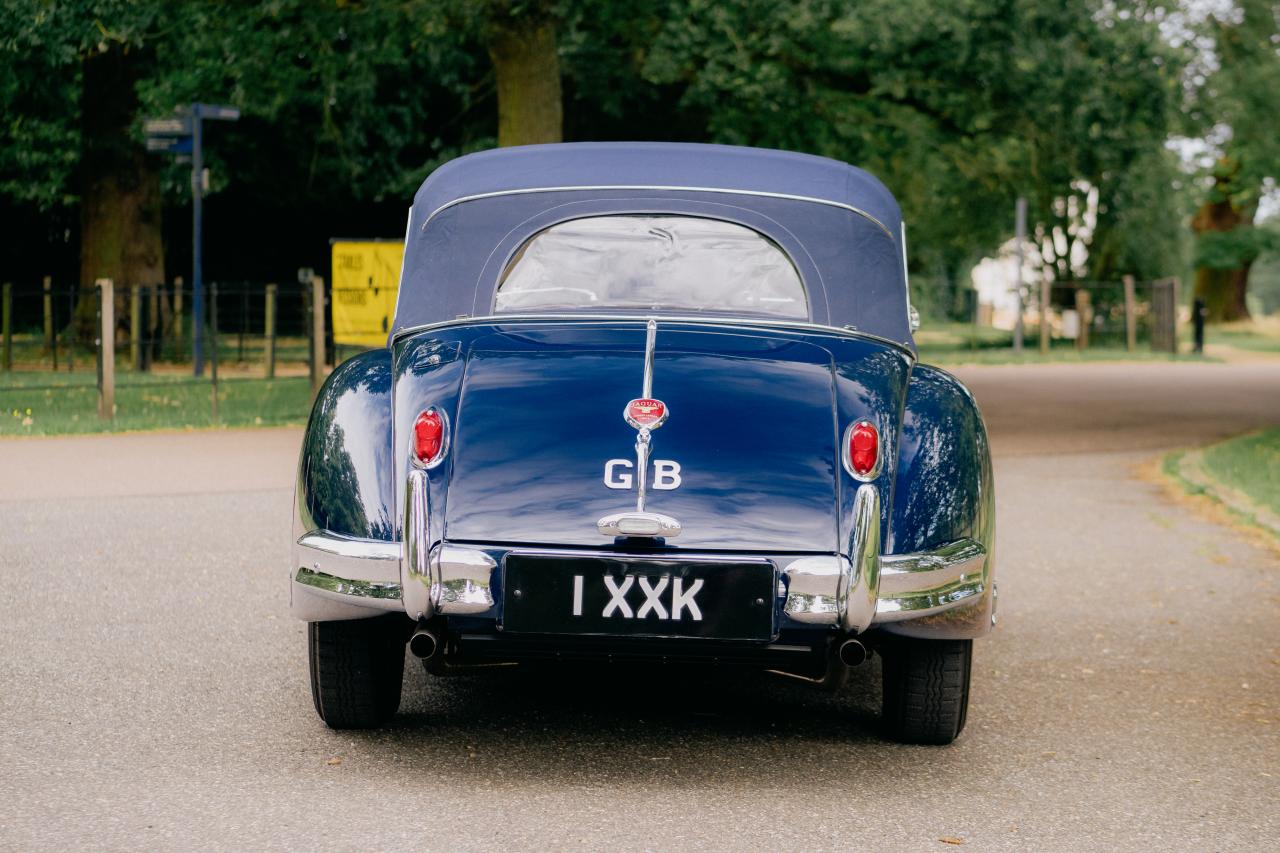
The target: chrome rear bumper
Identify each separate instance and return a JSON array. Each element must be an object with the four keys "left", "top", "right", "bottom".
[{"left": 292, "top": 482, "right": 993, "bottom": 637}]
